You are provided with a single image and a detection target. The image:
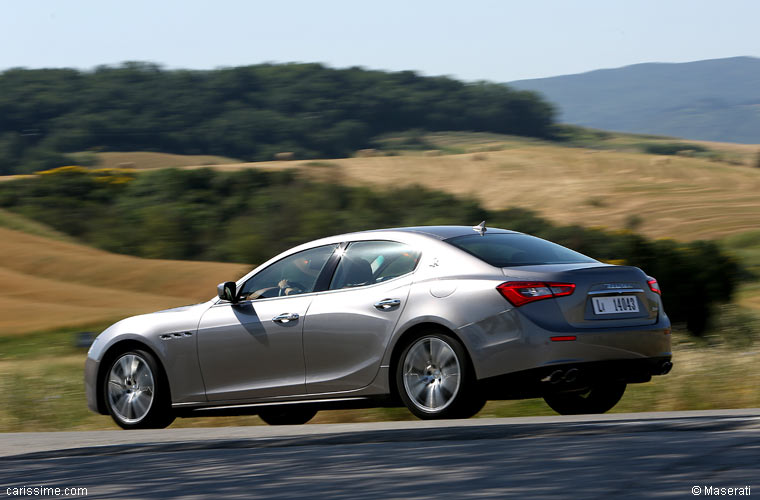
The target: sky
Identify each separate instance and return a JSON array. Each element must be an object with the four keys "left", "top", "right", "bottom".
[{"left": 1, "top": 0, "right": 759, "bottom": 82}]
